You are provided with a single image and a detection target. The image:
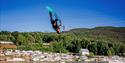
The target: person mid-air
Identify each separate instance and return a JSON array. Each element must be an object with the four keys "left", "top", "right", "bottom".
[{"left": 49, "top": 12, "right": 62, "bottom": 34}]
